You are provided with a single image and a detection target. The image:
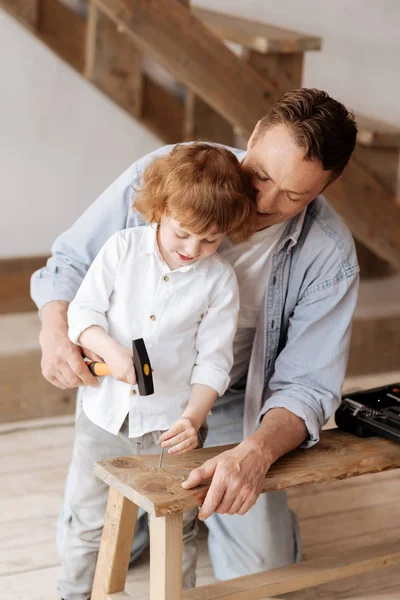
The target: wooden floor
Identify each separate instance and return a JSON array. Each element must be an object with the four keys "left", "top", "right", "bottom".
[{"left": 2, "top": 374, "right": 400, "bottom": 600}]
